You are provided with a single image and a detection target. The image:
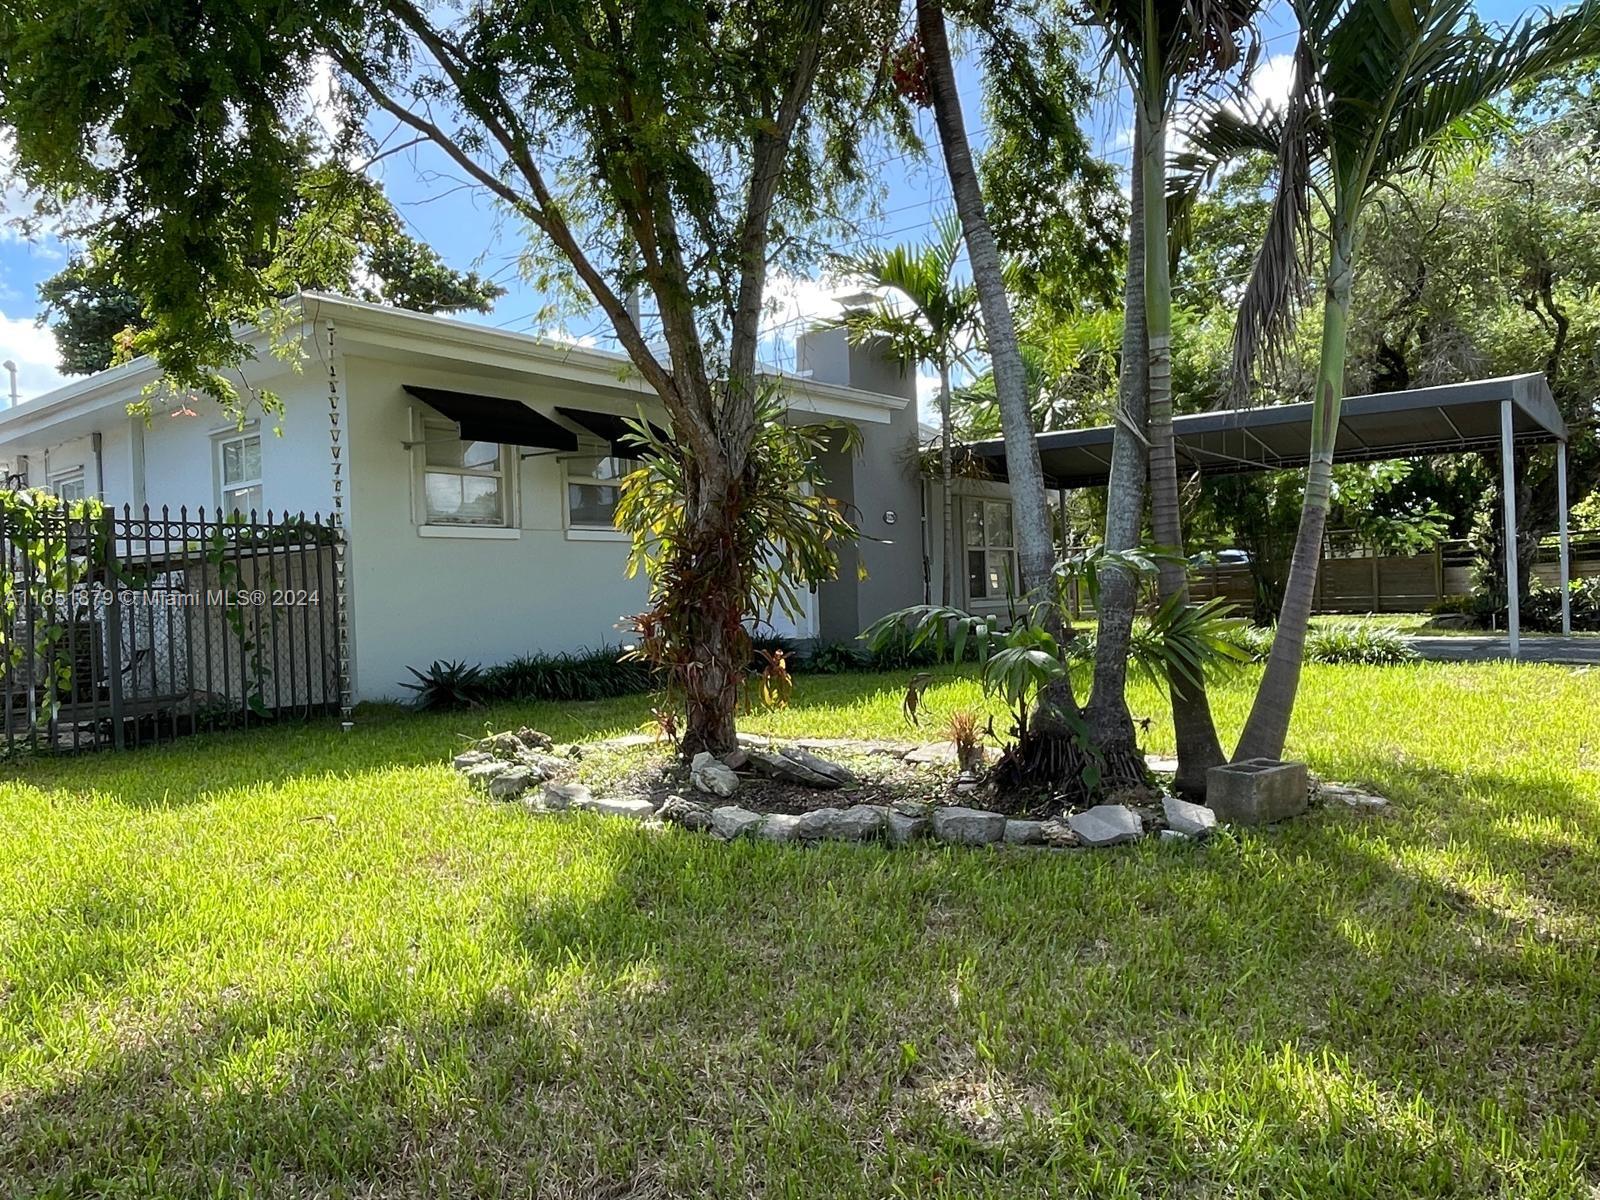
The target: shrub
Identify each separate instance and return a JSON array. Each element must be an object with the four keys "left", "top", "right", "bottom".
[
  {"left": 479, "top": 647, "right": 656, "bottom": 703},
  {"left": 401, "top": 660, "right": 489, "bottom": 710},
  {"left": 1525, "top": 578, "right": 1600, "bottom": 633},
  {"left": 802, "top": 639, "right": 869, "bottom": 674},
  {"left": 1303, "top": 623, "right": 1419, "bottom": 666}
]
